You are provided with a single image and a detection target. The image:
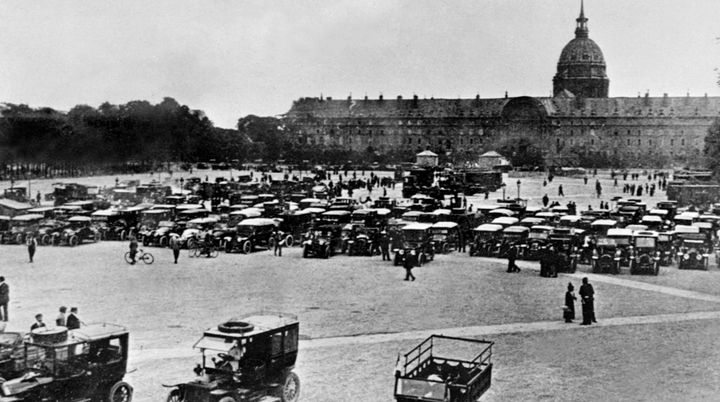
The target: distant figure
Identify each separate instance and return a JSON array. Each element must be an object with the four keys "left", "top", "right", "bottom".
[
  {"left": 506, "top": 244, "right": 520, "bottom": 273},
  {"left": 170, "top": 235, "right": 181, "bottom": 264},
  {"left": 128, "top": 235, "right": 139, "bottom": 264},
  {"left": 36, "top": 191, "right": 41, "bottom": 204},
  {"left": 564, "top": 283, "right": 576, "bottom": 323},
  {"left": 403, "top": 254, "right": 416, "bottom": 281},
  {"left": 579, "top": 277, "right": 596, "bottom": 325},
  {"left": 56, "top": 306, "right": 67, "bottom": 327},
  {"left": 0, "top": 277, "right": 8, "bottom": 321},
  {"left": 558, "top": 185, "right": 564, "bottom": 197},
  {"left": 31, "top": 314, "right": 46, "bottom": 331},
  {"left": 380, "top": 232, "right": 390, "bottom": 261},
  {"left": 66, "top": 307, "right": 81, "bottom": 330},
  {"left": 273, "top": 229, "right": 284, "bottom": 257},
  {"left": 27, "top": 234, "right": 37, "bottom": 263},
  {"left": 542, "top": 194, "right": 549, "bottom": 207}
]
